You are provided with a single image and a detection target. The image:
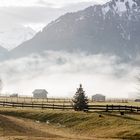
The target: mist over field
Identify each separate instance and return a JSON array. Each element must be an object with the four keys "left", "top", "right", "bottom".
[
  {"left": 0, "top": 0, "right": 140, "bottom": 99},
  {"left": 0, "top": 51, "right": 138, "bottom": 98},
  {"left": 0, "top": 1, "right": 140, "bottom": 140}
]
